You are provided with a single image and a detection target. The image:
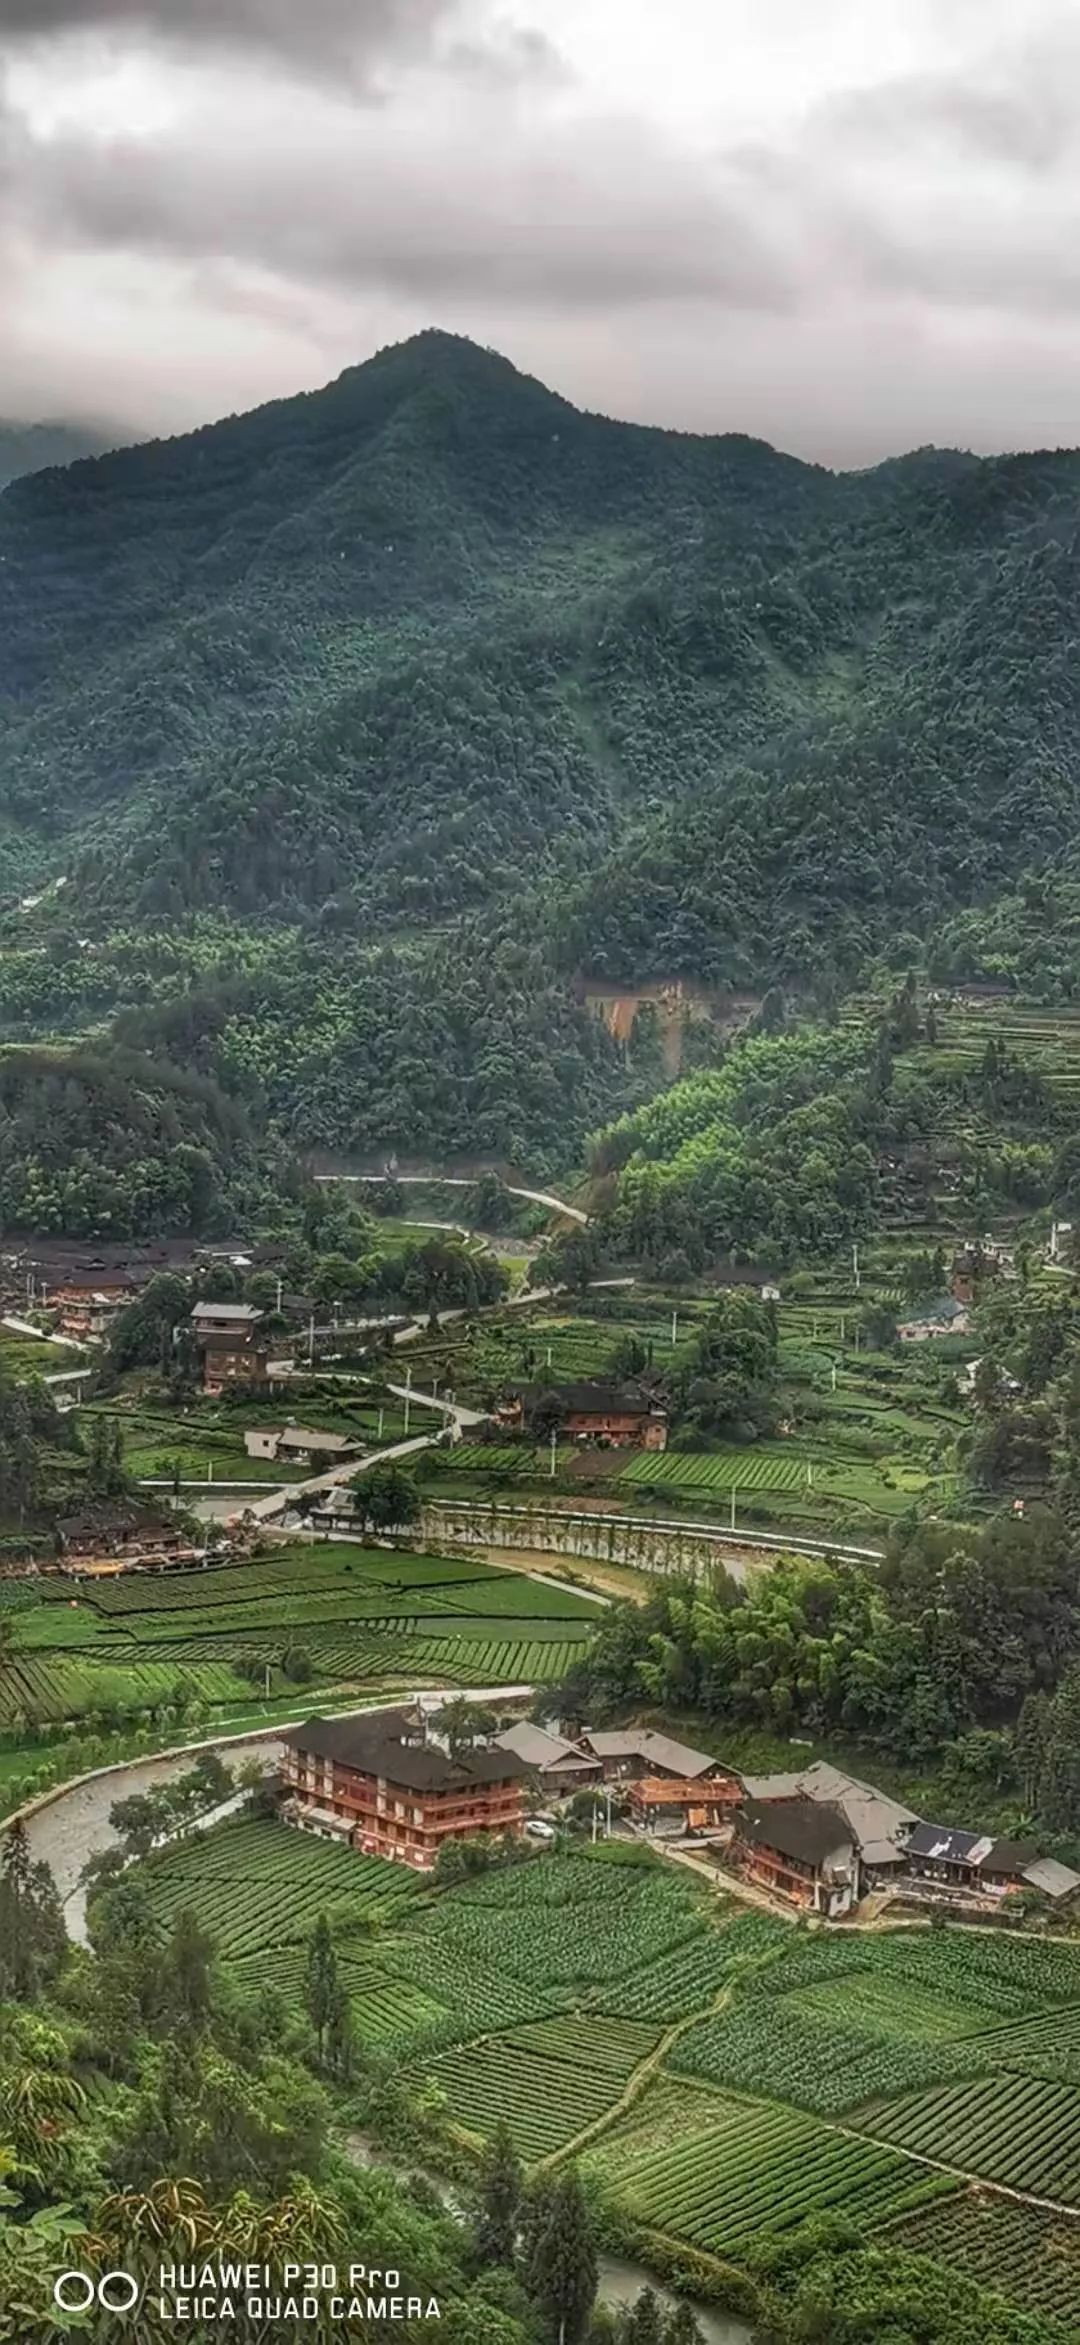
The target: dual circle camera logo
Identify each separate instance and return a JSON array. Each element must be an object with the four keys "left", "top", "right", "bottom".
[{"left": 54, "top": 2271, "right": 141, "bottom": 2314}]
